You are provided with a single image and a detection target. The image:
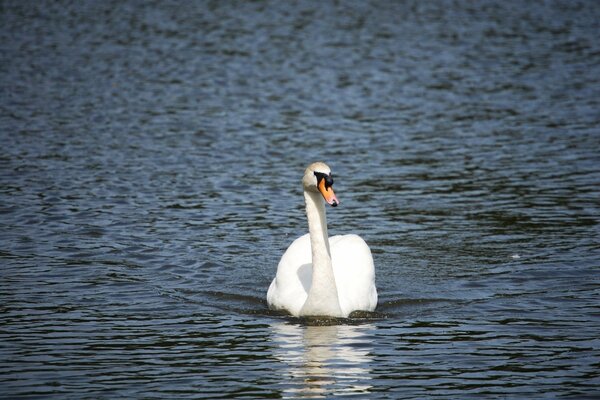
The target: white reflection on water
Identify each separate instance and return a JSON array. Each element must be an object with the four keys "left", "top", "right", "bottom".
[{"left": 270, "top": 322, "right": 374, "bottom": 398}]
